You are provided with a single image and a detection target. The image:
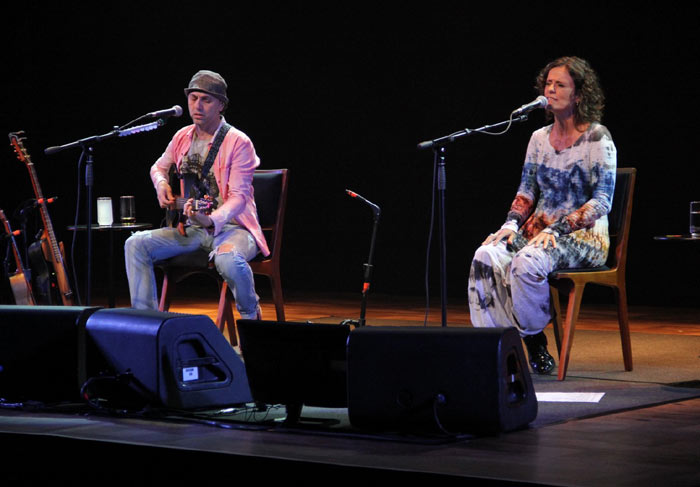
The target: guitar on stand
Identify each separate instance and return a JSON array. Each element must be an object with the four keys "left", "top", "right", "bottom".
[
  {"left": 9, "top": 131, "right": 74, "bottom": 306},
  {"left": 0, "top": 208, "right": 36, "bottom": 305}
]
